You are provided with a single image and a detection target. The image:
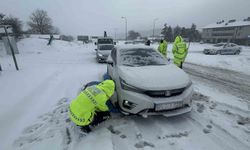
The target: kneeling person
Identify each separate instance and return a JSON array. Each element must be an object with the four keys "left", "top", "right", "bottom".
[{"left": 69, "top": 80, "right": 115, "bottom": 133}]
